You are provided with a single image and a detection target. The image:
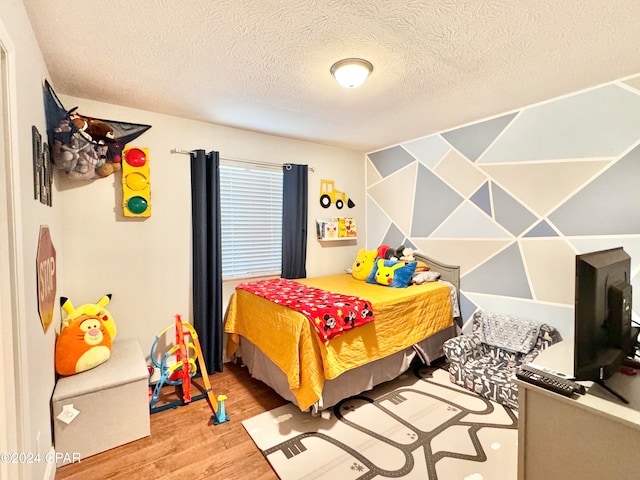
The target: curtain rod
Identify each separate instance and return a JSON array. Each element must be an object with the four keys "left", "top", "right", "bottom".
[{"left": 171, "top": 148, "right": 314, "bottom": 172}]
